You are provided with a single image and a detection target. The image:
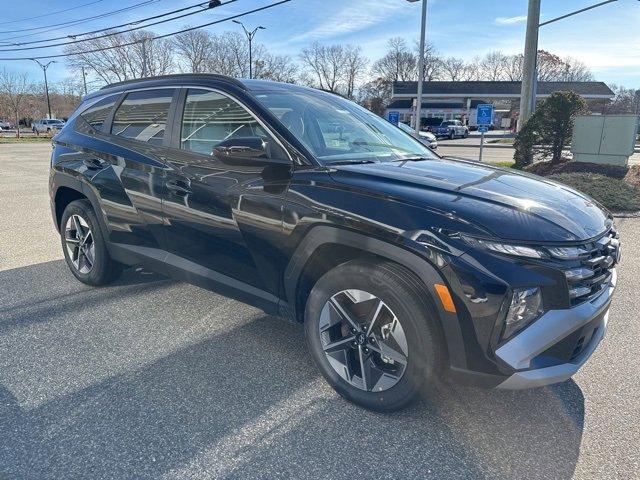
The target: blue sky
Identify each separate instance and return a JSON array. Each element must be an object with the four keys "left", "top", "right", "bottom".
[{"left": 1, "top": 0, "right": 639, "bottom": 87}]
